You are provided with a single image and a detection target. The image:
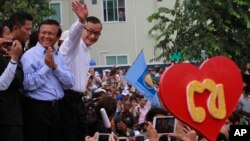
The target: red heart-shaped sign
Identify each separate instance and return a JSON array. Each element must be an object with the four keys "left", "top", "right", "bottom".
[{"left": 159, "top": 56, "right": 243, "bottom": 141}]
